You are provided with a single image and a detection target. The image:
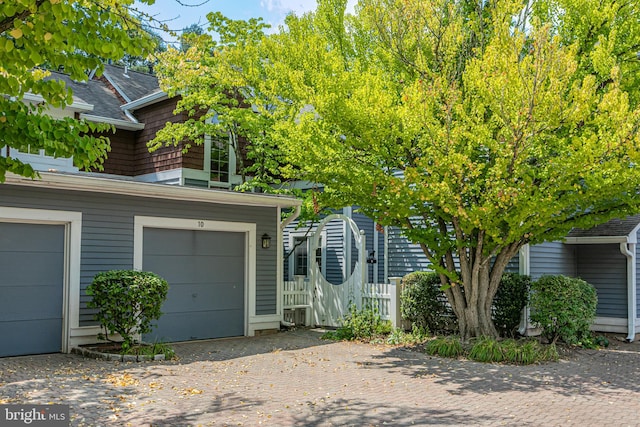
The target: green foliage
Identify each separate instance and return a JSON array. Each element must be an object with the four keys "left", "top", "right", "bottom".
[
  {"left": 468, "top": 336, "right": 505, "bottom": 363},
  {"left": 257, "top": 0, "right": 640, "bottom": 340},
  {"left": 0, "top": 0, "right": 157, "bottom": 181},
  {"left": 428, "top": 336, "right": 558, "bottom": 364},
  {"left": 400, "top": 272, "right": 458, "bottom": 334},
  {"left": 470, "top": 338, "right": 559, "bottom": 364},
  {"left": 128, "top": 341, "right": 176, "bottom": 359},
  {"left": 530, "top": 275, "right": 598, "bottom": 346},
  {"left": 493, "top": 273, "right": 531, "bottom": 338},
  {"left": 154, "top": 0, "right": 640, "bottom": 340},
  {"left": 386, "top": 325, "right": 430, "bottom": 346},
  {"left": 322, "top": 304, "right": 391, "bottom": 342},
  {"left": 87, "top": 270, "right": 169, "bottom": 351},
  {"left": 424, "top": 336, "right": 465, "bottom": 358}
]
